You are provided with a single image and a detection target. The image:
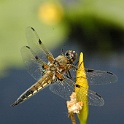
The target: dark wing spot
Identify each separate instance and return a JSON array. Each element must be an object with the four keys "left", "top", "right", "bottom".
[
  {"left": 75, "top": 84, "right": 80, "bottom": 88},
  {"left": 95, "top": 92, "right": 102, "bottom": 98},
  {"left": 87, "top": 69, "right": 94, "bottom": 72},
  {"left": 38, "top": 39, "right": 42, "bottom": 44},
  {"left": 31, "top": 27, "right": 35, "bottom": 31},
  {"left": 107, "top": 71, "right": 113, "bottom": 75},
  {"left": 35, "top": 56, "right": 39, "bottom": 60},
  {"left": 26, "top": 46, "right": 30, "bottom": 49},
  {"left": 42, "top": 65, "right": 45, "bottom": 69}
]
